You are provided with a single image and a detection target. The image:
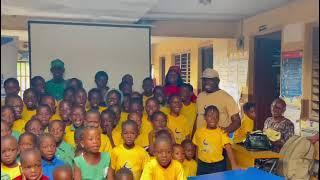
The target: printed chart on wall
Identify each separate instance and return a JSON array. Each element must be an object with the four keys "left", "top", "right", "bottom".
[{"left": 280, "top": 50, "right": 303, "bottom": 124}]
